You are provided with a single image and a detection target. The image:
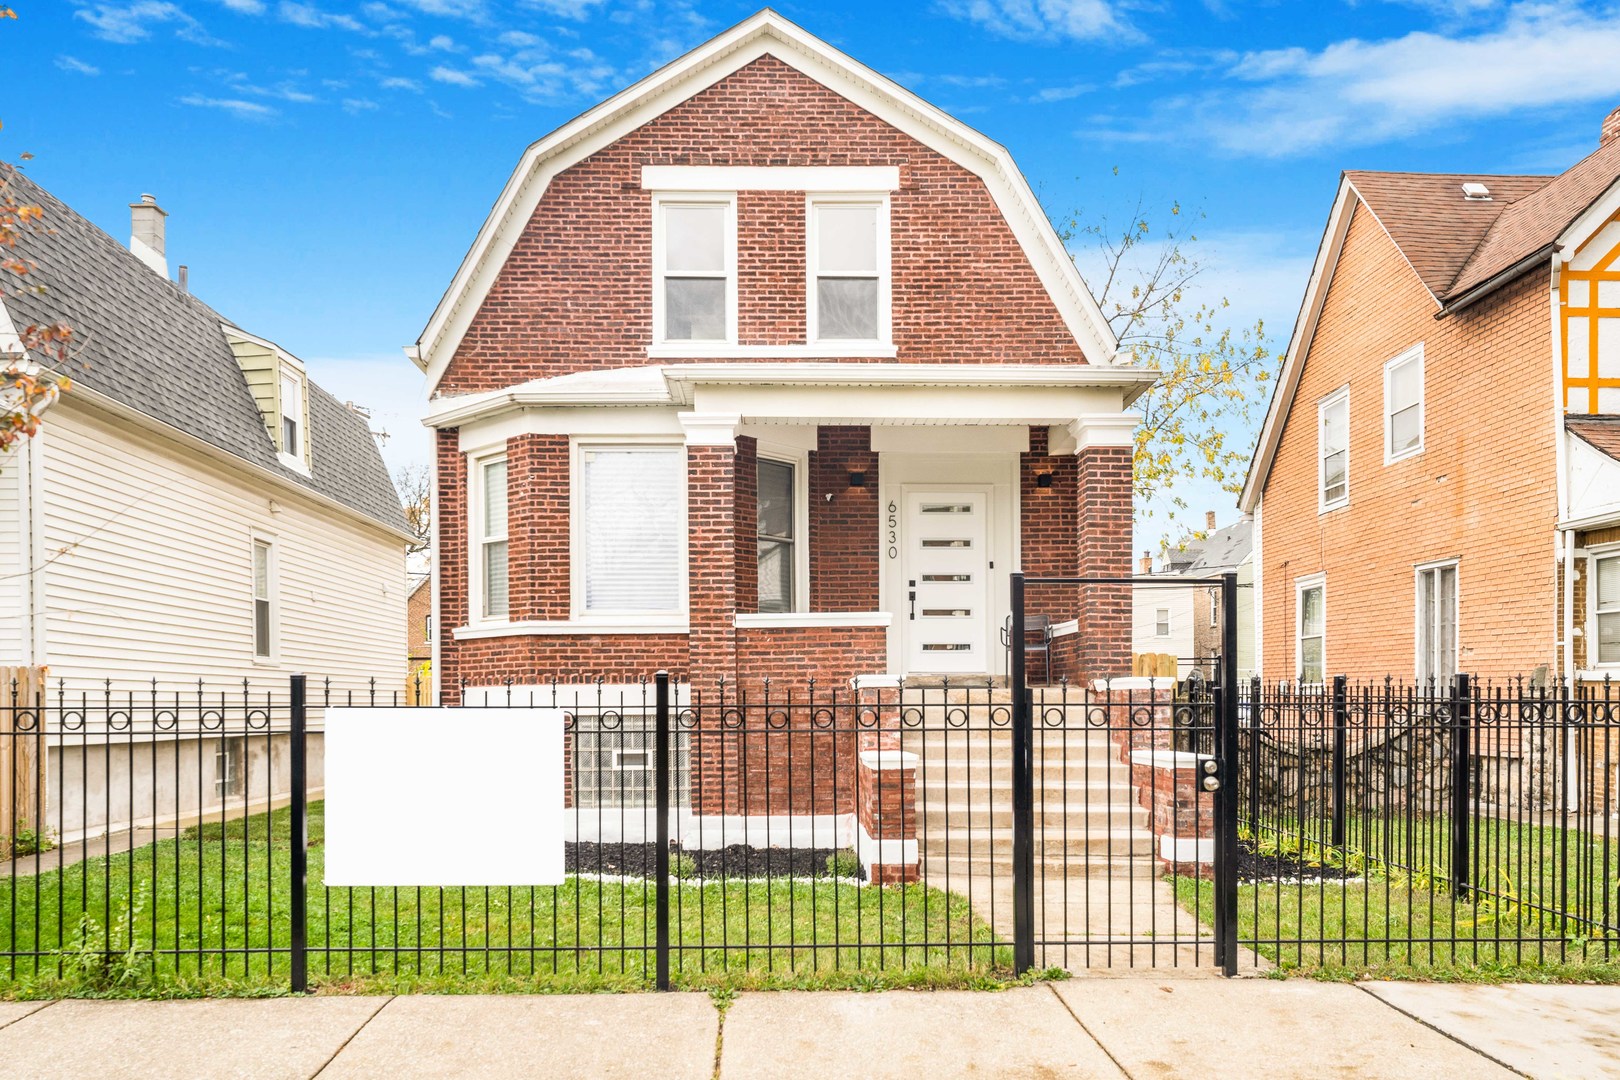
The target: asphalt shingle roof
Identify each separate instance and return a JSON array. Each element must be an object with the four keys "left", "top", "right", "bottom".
[
  {"left": 1567, "top": 415, "right": 1620, "bottom": 463},
  {"left": 1, "top": 166, "right": 408, "bottom": 536}
]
